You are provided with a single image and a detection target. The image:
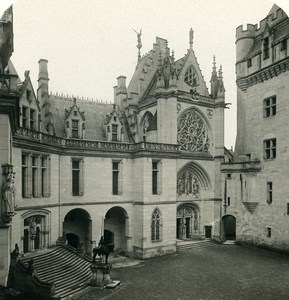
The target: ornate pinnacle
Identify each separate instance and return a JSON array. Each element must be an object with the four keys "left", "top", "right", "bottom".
[
  {"left": 133, "top": 28, "right": 142, "bottom": 61},
  {"left": 189, "top": 28, "right": 194, "bottom": 49},
  {"left": 218, "top": 65, "right": 223, "bottom": 80},
  {"left": 213, "top": 55, "right": 216, "bottom": 72}
]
